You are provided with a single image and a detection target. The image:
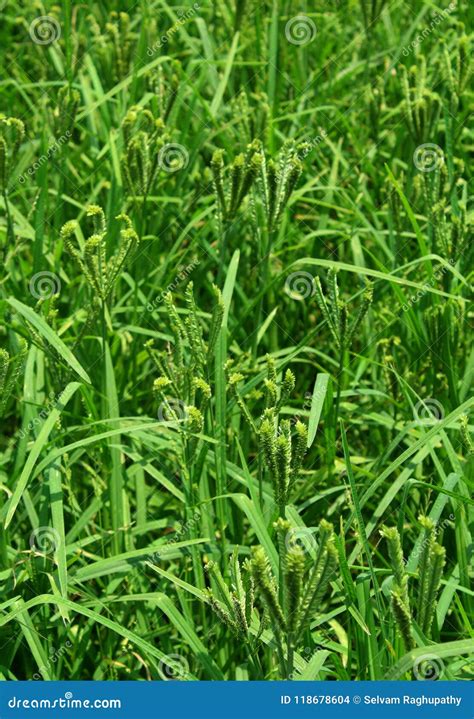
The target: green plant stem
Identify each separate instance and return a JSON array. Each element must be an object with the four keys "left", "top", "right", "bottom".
[{"left": 334, "top": 343, "right": 345, "bottom": 426}]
